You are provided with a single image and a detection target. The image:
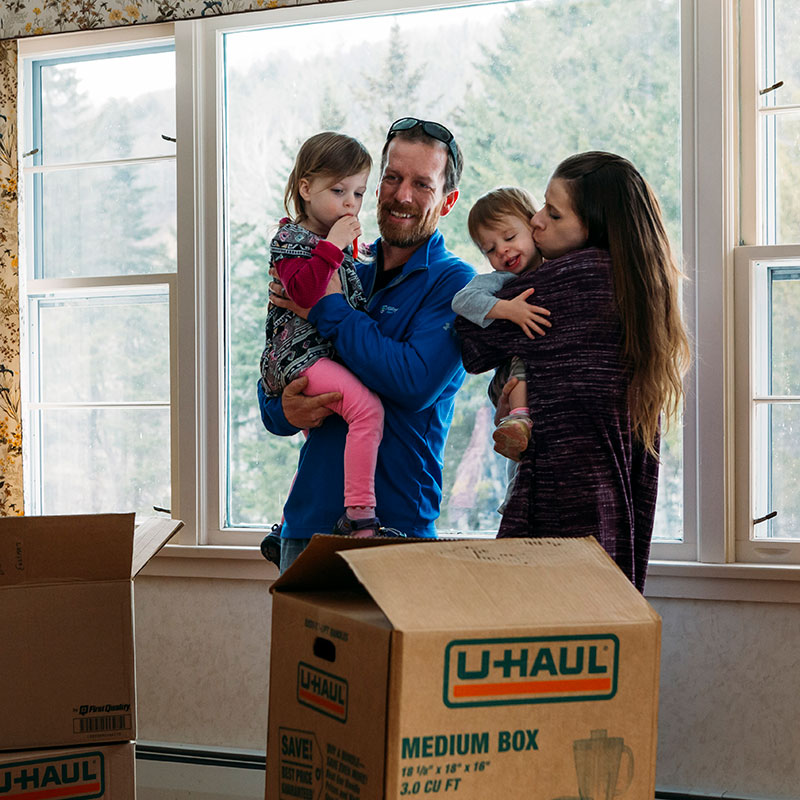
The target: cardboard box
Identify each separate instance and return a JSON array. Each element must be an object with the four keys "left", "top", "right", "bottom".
[
  {"left": 0, "top": 513, "right": 182, "bottom": 752},
  {"left": 266, "top": 536, "right": 660, "bottom": 800},
  {"left": 0, "top": 742, "right": 134, "bottom": 800}
]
